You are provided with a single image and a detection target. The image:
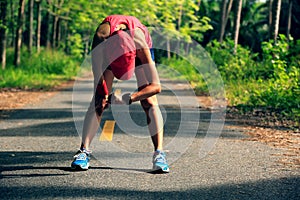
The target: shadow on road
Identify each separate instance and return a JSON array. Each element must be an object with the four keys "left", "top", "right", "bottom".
[
  {"left": 1, "top": 151, "right": 299, "bottom": 199},
  {"left": 1, "top": 174, "right": 299, "bottom": 199},
  {"left": 0, "top": 151, "right": 150, "bottom": 175},
  {"left": 0, "top": 120, "right": 77, "bottom": 137},
  {"left": 0, "top": 108, "right": 74, "bottom": 120},
  {"left": 0, "top": 105, "right": 244, "bottom": 139}
]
